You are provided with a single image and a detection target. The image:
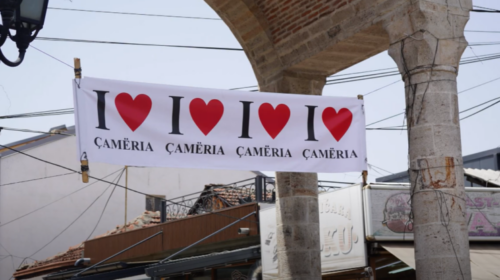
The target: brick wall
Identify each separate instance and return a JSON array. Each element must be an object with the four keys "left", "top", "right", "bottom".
[{"left": 256, "top": 0, "right": 351, "bottom": 44}]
